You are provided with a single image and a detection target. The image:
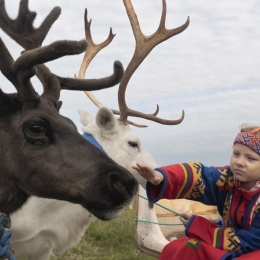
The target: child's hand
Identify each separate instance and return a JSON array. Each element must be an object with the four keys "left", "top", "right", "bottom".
[
  {"left": 132, "top": 163, "right": 164, "bottom": 185},
  {"left": 180, "top": 213, "right": 191, "bottom": 227}
]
